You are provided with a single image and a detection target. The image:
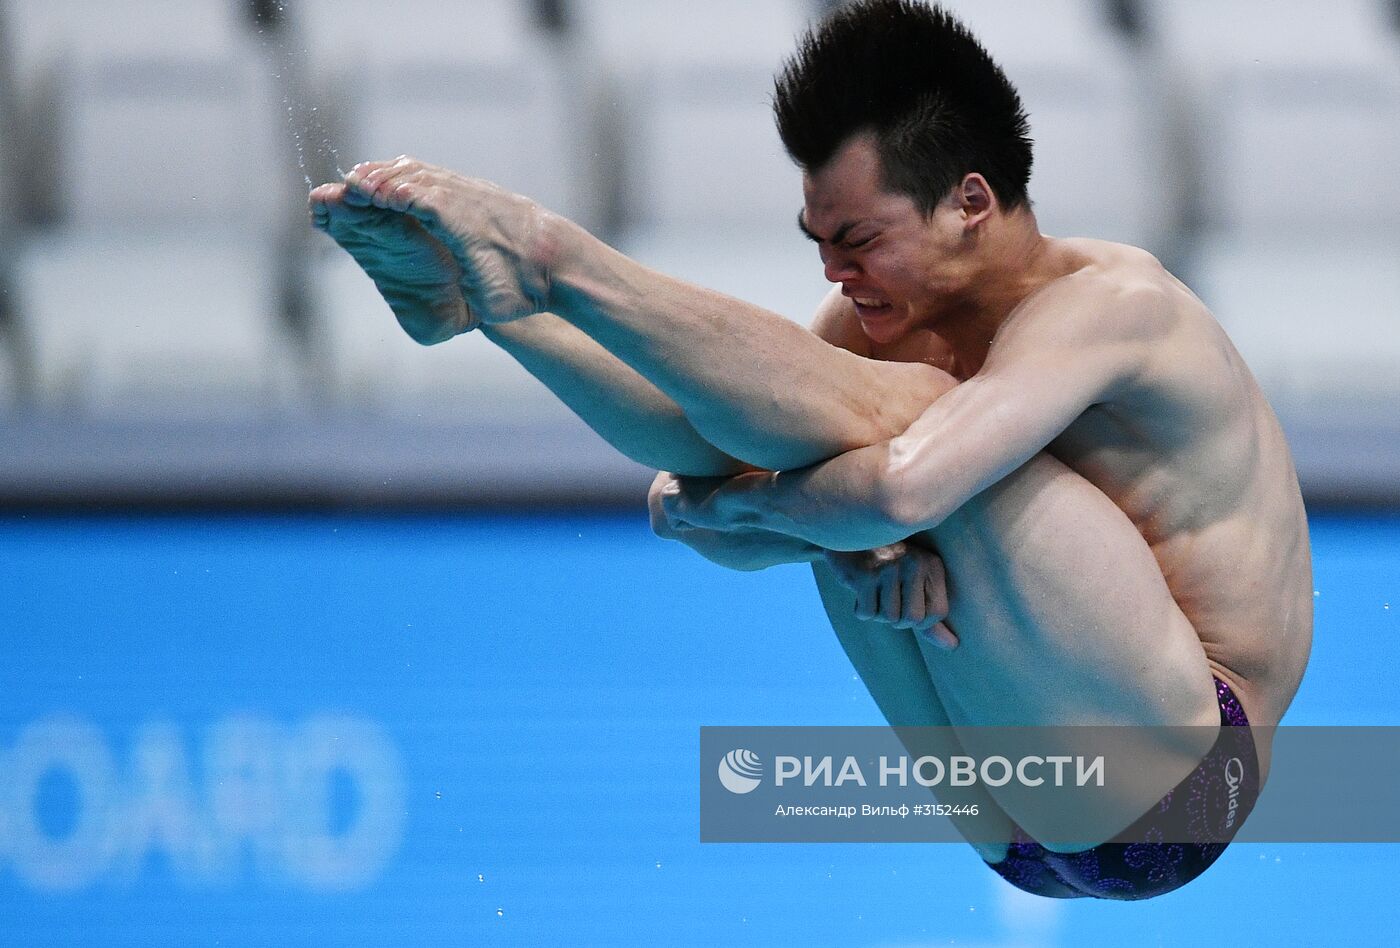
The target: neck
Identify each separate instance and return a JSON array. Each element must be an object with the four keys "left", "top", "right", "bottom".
[
  {"left": 923, "top": 209, "right": 1075, "bottom": 362},
  {"left": 965, "top": 210, "right": 1066, "bottom": 314}
]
